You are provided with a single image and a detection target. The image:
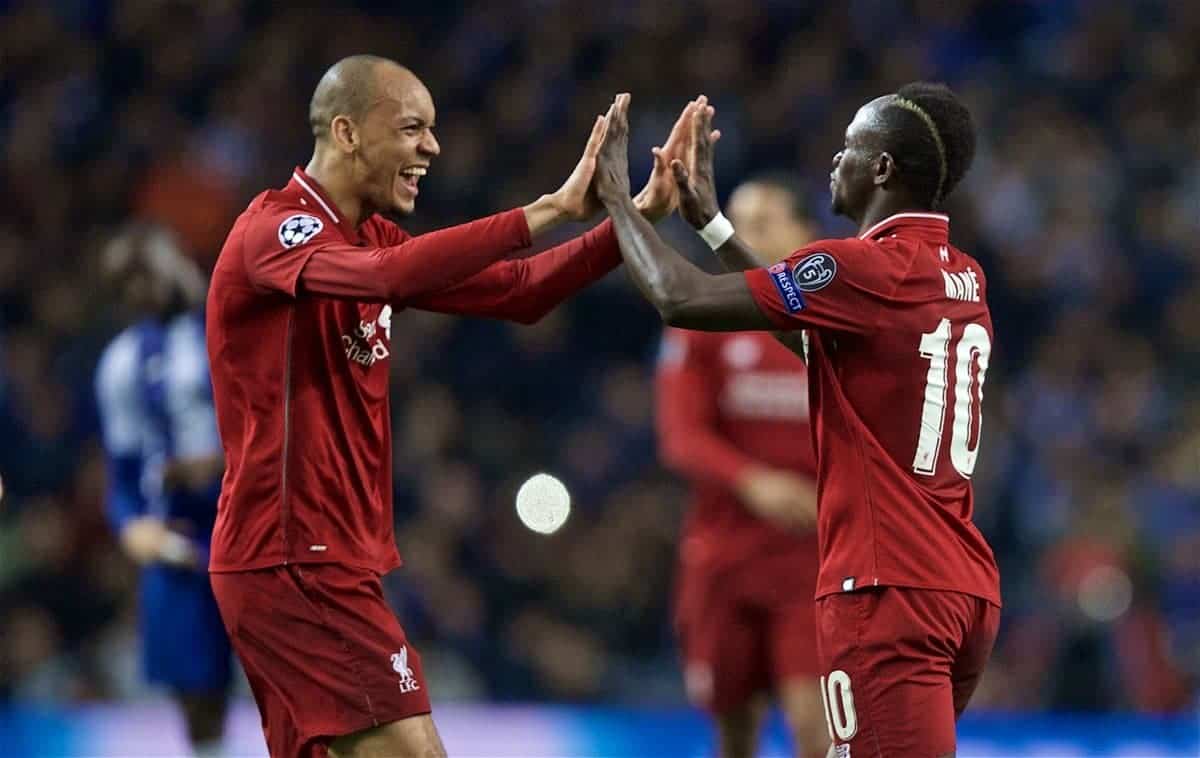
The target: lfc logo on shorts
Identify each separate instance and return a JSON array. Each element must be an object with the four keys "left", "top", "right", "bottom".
[{"left": 390, "top": 647, "right": 421, "bottom": 693}]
